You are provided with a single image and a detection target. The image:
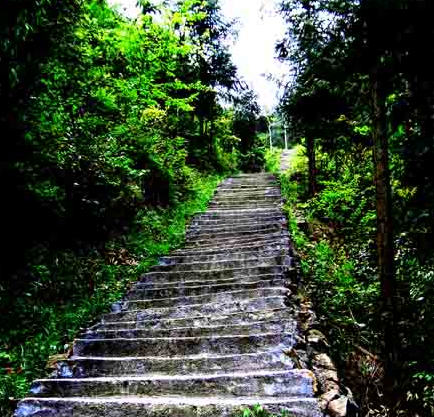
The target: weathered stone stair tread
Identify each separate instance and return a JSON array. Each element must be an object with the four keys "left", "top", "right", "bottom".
[
  {"left": 151, "top": 255, "right": 288, "bottom": 272},
  {"left": 31, "top": 369, "right": 314, "bottom": 398},
  {"left": 184, "top": 230, "right": 288, "bottom": 246},
  {"left": 186, "top": 223, "right": 284, "bottom": 237},
  {"left": 173, "top": 241, "right": 289, "bottom": 256},
  {"left": 139, "top": 265, "right": 292, "bottom": 284},
  {"left": 15, "top": 172, "right": 321, "bottom": 417},
  {"left": 183, "top": 234, "right": 289, "bottom": 249},
  {"left": 96, "top": 307, "right": 292, "bottom": 330},
  {"left": 15, "top": 397, "right": 320, "bottom": 417},
  {"left": 159, "top": 249, "right": 287, "bottom": 264},
  {"left": 127, "top": 278, "right": 287, "bottom": 298},
  {"left": 177, "top": 239, "right": 290, "bottom": 255},
  {"left": 188, "top": 221, "right": 286, "bottom": 234},
  {"left": 123, "top": 287, "right": 290, "bottom": 310},
  {"left": 81, "top": 319, "right": 294, "bottom": 339},
  {"left": 57, "top": 350, "right": 294, "bottom": 377},
  {"left": 100, "top": 296, "right": 288, "bottom": 323},
  {"left": 73, "top": 332, "right": 295, "bottom": 357},
  {"left": 132, "top": 273, "right": 286, "bottom": 290}
]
